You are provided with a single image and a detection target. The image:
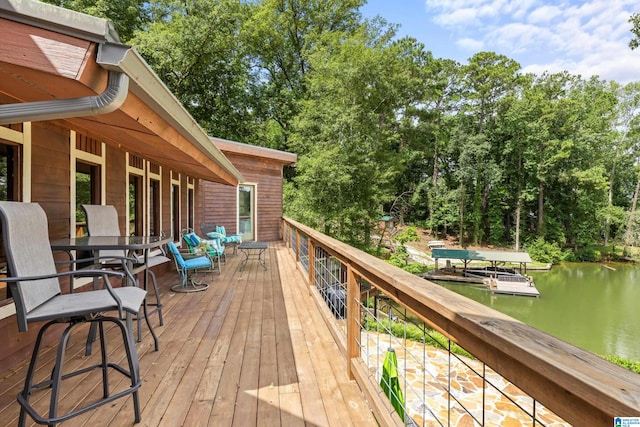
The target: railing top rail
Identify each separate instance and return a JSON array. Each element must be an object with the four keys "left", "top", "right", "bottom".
[{"left": 283, "top": 217, "right": 640, "bottom": 425}]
